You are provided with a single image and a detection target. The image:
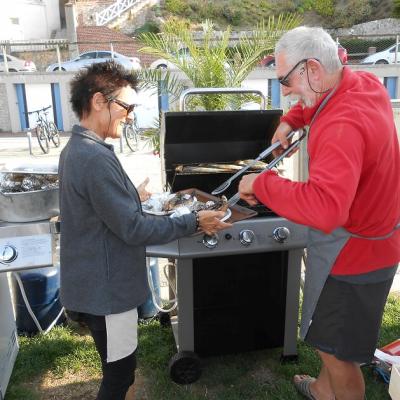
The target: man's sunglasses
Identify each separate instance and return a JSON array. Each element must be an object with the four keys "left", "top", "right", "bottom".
[
  {"left": 278, "top": 58, "right": 311, "bottom": 87},
  {"left": 106, "top": 96, "right": 136, "bottom": 114}
]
